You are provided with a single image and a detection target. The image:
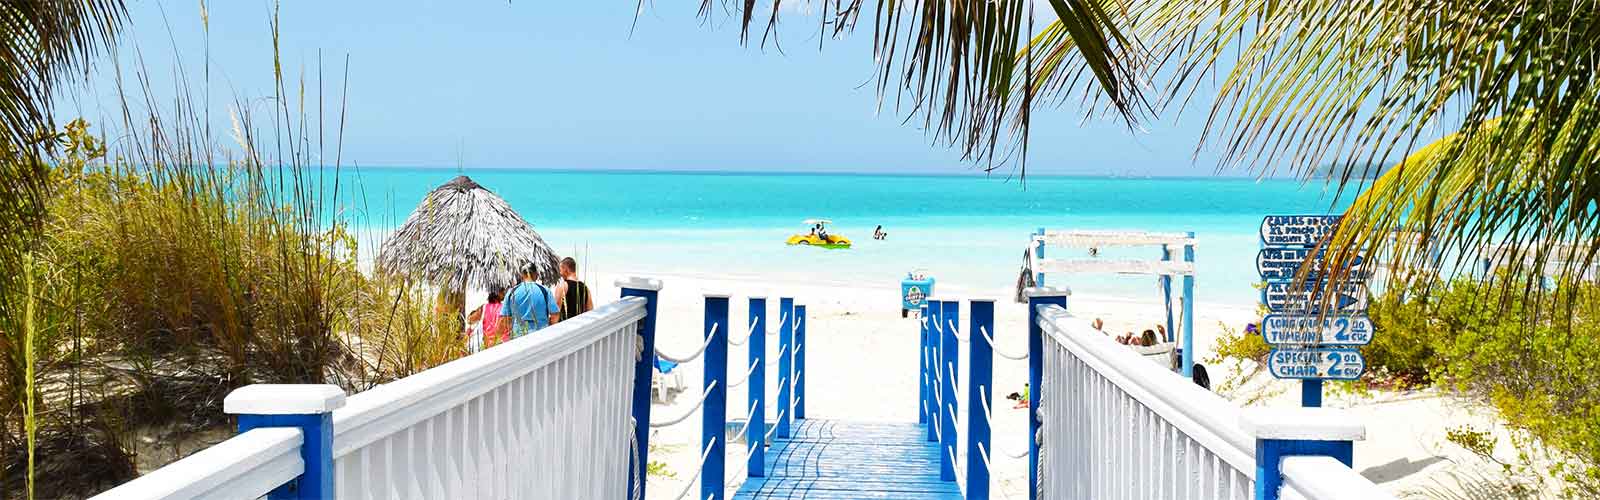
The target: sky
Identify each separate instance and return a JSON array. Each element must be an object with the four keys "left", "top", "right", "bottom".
[{"left": 60, "top": 0, "right": 1235, "bottom": 176}]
